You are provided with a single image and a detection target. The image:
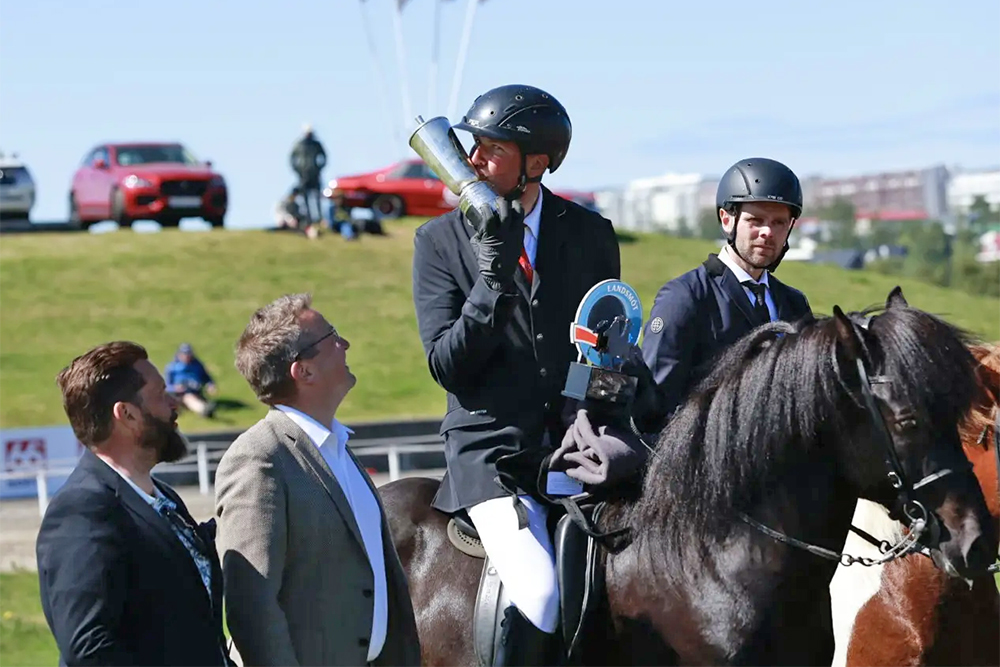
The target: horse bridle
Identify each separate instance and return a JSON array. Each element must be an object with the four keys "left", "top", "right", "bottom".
[{"left": 740, "top": 313, "right": 976, "bottom": 570}]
